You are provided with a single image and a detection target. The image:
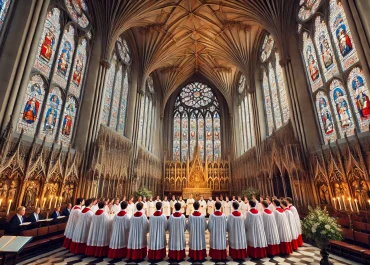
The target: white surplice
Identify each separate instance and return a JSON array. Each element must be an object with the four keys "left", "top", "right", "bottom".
[
  {"left": 142, "top": 201, "right": 148, "bottom": 215},
  {"left": 208, "top": 211, "right": 227, "bottom": 250},
  {"left": 237, "top": 201, "right": 244, "bottom": 211},
  {"left": 148, "top": 201, "right": 156, "bottom": 217},
  {"left": 86, "top": 210, "right": 112, "bottom": 253},
  {"left": 289, "top": 205, "right": 302, "bottom": 235},
  {"left": 109, "top": 210, "right": 131, "bottom": 251},
  {"left": 262, "top": 209, "right": 280, "bottom": 247},
  {"left": 187, "top": 211, "right": 207, "bottom": 250},
  {"left": 178, "top": 200, "right": 186, "bottom": 214},
  {"left": 241, "top": 201, "right": 249, "bottom": 219},
  {"left": 162, "top": 201, "right": 171, "bottom": 217},
  {"left": 127, "top": 213, "right": 149, "bottom": 250},
  {"left": 170, "top": 200, "right": 177, "bottom": 214},
  {"left": 112, "top": 204, "right": 120, "bottom": 215},
  {"left": 91, "top": 204, "right": 99, "bottom": 213},
  {"left": 222, "top": 201, "right": 231, "bottom": 216},
  {"left": 227, "top": 211, "right": 247, "bottom": 258},
  {"left": 285, "top": 209, "right": 299, "bottom": 241},
  {"left": 186, "top": 198, "right": 195, "bottom": 215},
  {"left": 245, "top": 209, "right": 267, "bottom": 258},
  {"left": 148, "top": 211, "right": 168, "bottom": 250},
  {"left": 71, "top": 207, "right": 94, "bottom": 252},
  {"left": 64, "top": 205, "right": 82, "bottom": 245},
  {"left": 199, "top": 200, "right": 207, "bottom": 216},
  {"left": 126, "top": 202, "right": 135, "bottom": 217},
  {"left": 168, "top": 212, "right": 186, "bottom": 251},
  {"left": 273, "top": 208, "right": 292, "bottom": 243},
  {"left": 207, "top": 200, "right": 214, "bottom": 215},
  {"left": 268, "top": 203, "right": 276, "bottom": 211}
]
